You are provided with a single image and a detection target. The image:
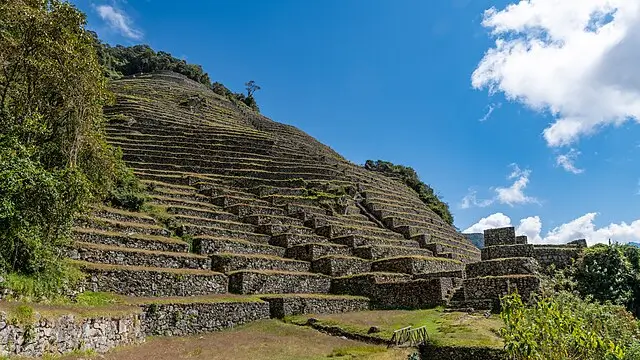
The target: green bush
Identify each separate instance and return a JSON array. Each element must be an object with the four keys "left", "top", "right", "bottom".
[
  {"left": 500, "top": 291, "right": 640, "bottom": 360},
  {"left": 572, "top": 244, "right": 640, "bottom": 317}
]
